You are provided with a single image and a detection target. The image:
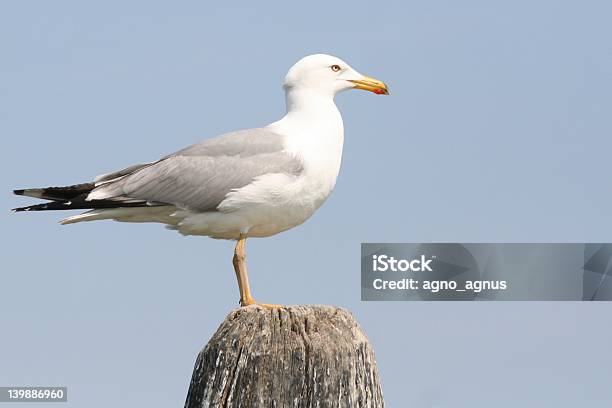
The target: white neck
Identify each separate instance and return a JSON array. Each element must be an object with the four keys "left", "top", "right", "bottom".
[
  {"left": 267, "top": 86, "right": 345, "bottom": 197},
  {"left": 284, "top": 87, "right": 335, "bottom": 113},
  {"left": 269, "top": 87, "right": 344, "bottom": 140}
]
